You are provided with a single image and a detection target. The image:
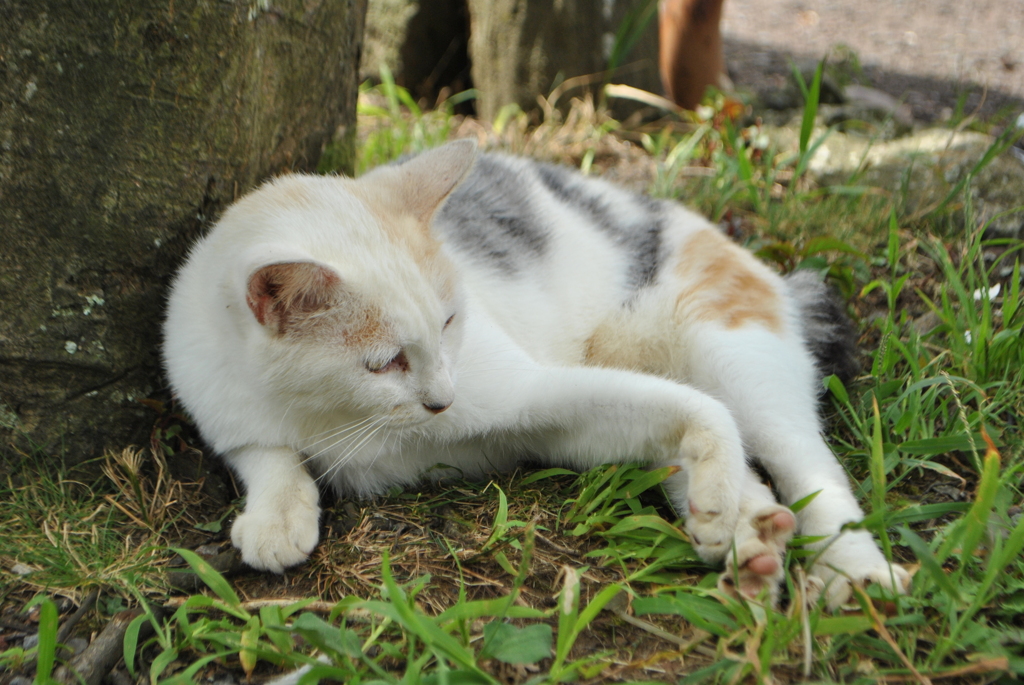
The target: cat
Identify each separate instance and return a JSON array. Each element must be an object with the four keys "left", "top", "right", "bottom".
[{"left": 163, "top": 139, "right": 910, "bottom": 606}]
